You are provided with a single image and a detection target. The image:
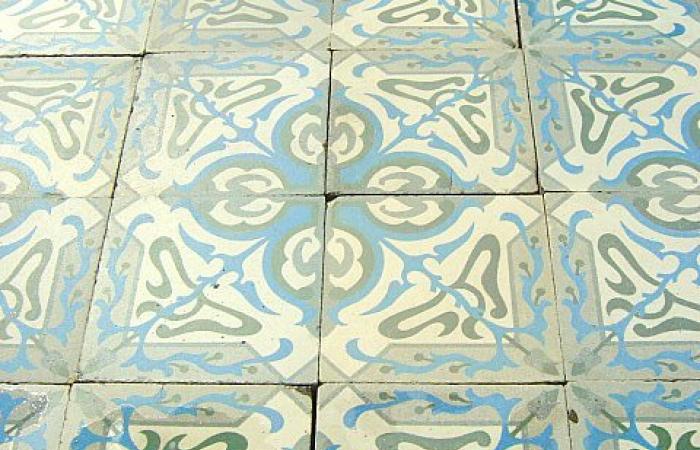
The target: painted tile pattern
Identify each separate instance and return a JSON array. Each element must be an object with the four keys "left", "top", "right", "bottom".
[
  {"left": 520, "top": 0, "right": 700, "bottom": 49},
  {"left": 567, "top": 381, "right": 700, "bottom": 449},
  {"left": 0, "top": 197, "right": 109, "bottom": 383},
  {"left": 332, "top": 0, "right": 518, "bottom": 50},
  {"left": 317, "top": 383, "right": 571, "bottom": 449},
  {"left": 148, "top": 0, "right": 331, "bottom": 52},
  {"left": 80, "top": 195, "right": 324, "bottom": 383},
  {"left": 59, "top": 384, "right": 311, "bottom": 450},
  {"left": 0, "top": 58, "right": 139, "bottom": 197},
  {"left": 0, "top": 0, "right": 155, "bottom": 55},
  {"left": 0, "top": 384, "right": 68, "bottom": 450},
  {"left": 321, "top": 195, "right": 563, "bottom": 383},
  {"left": 528, "top": 46, "right": 700, "bottom": 192},
  {"left": 117, "top": 52, "right": 328, "bottom": 197},
  {"left": 0, "top": 0, "right": 698, "bottom": 445},
  {"left": 547, "top": 192, "right": 700, "bottom": 381},
  {"left": 329, "top": 50, "right": 537, "bottom": 194}
]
